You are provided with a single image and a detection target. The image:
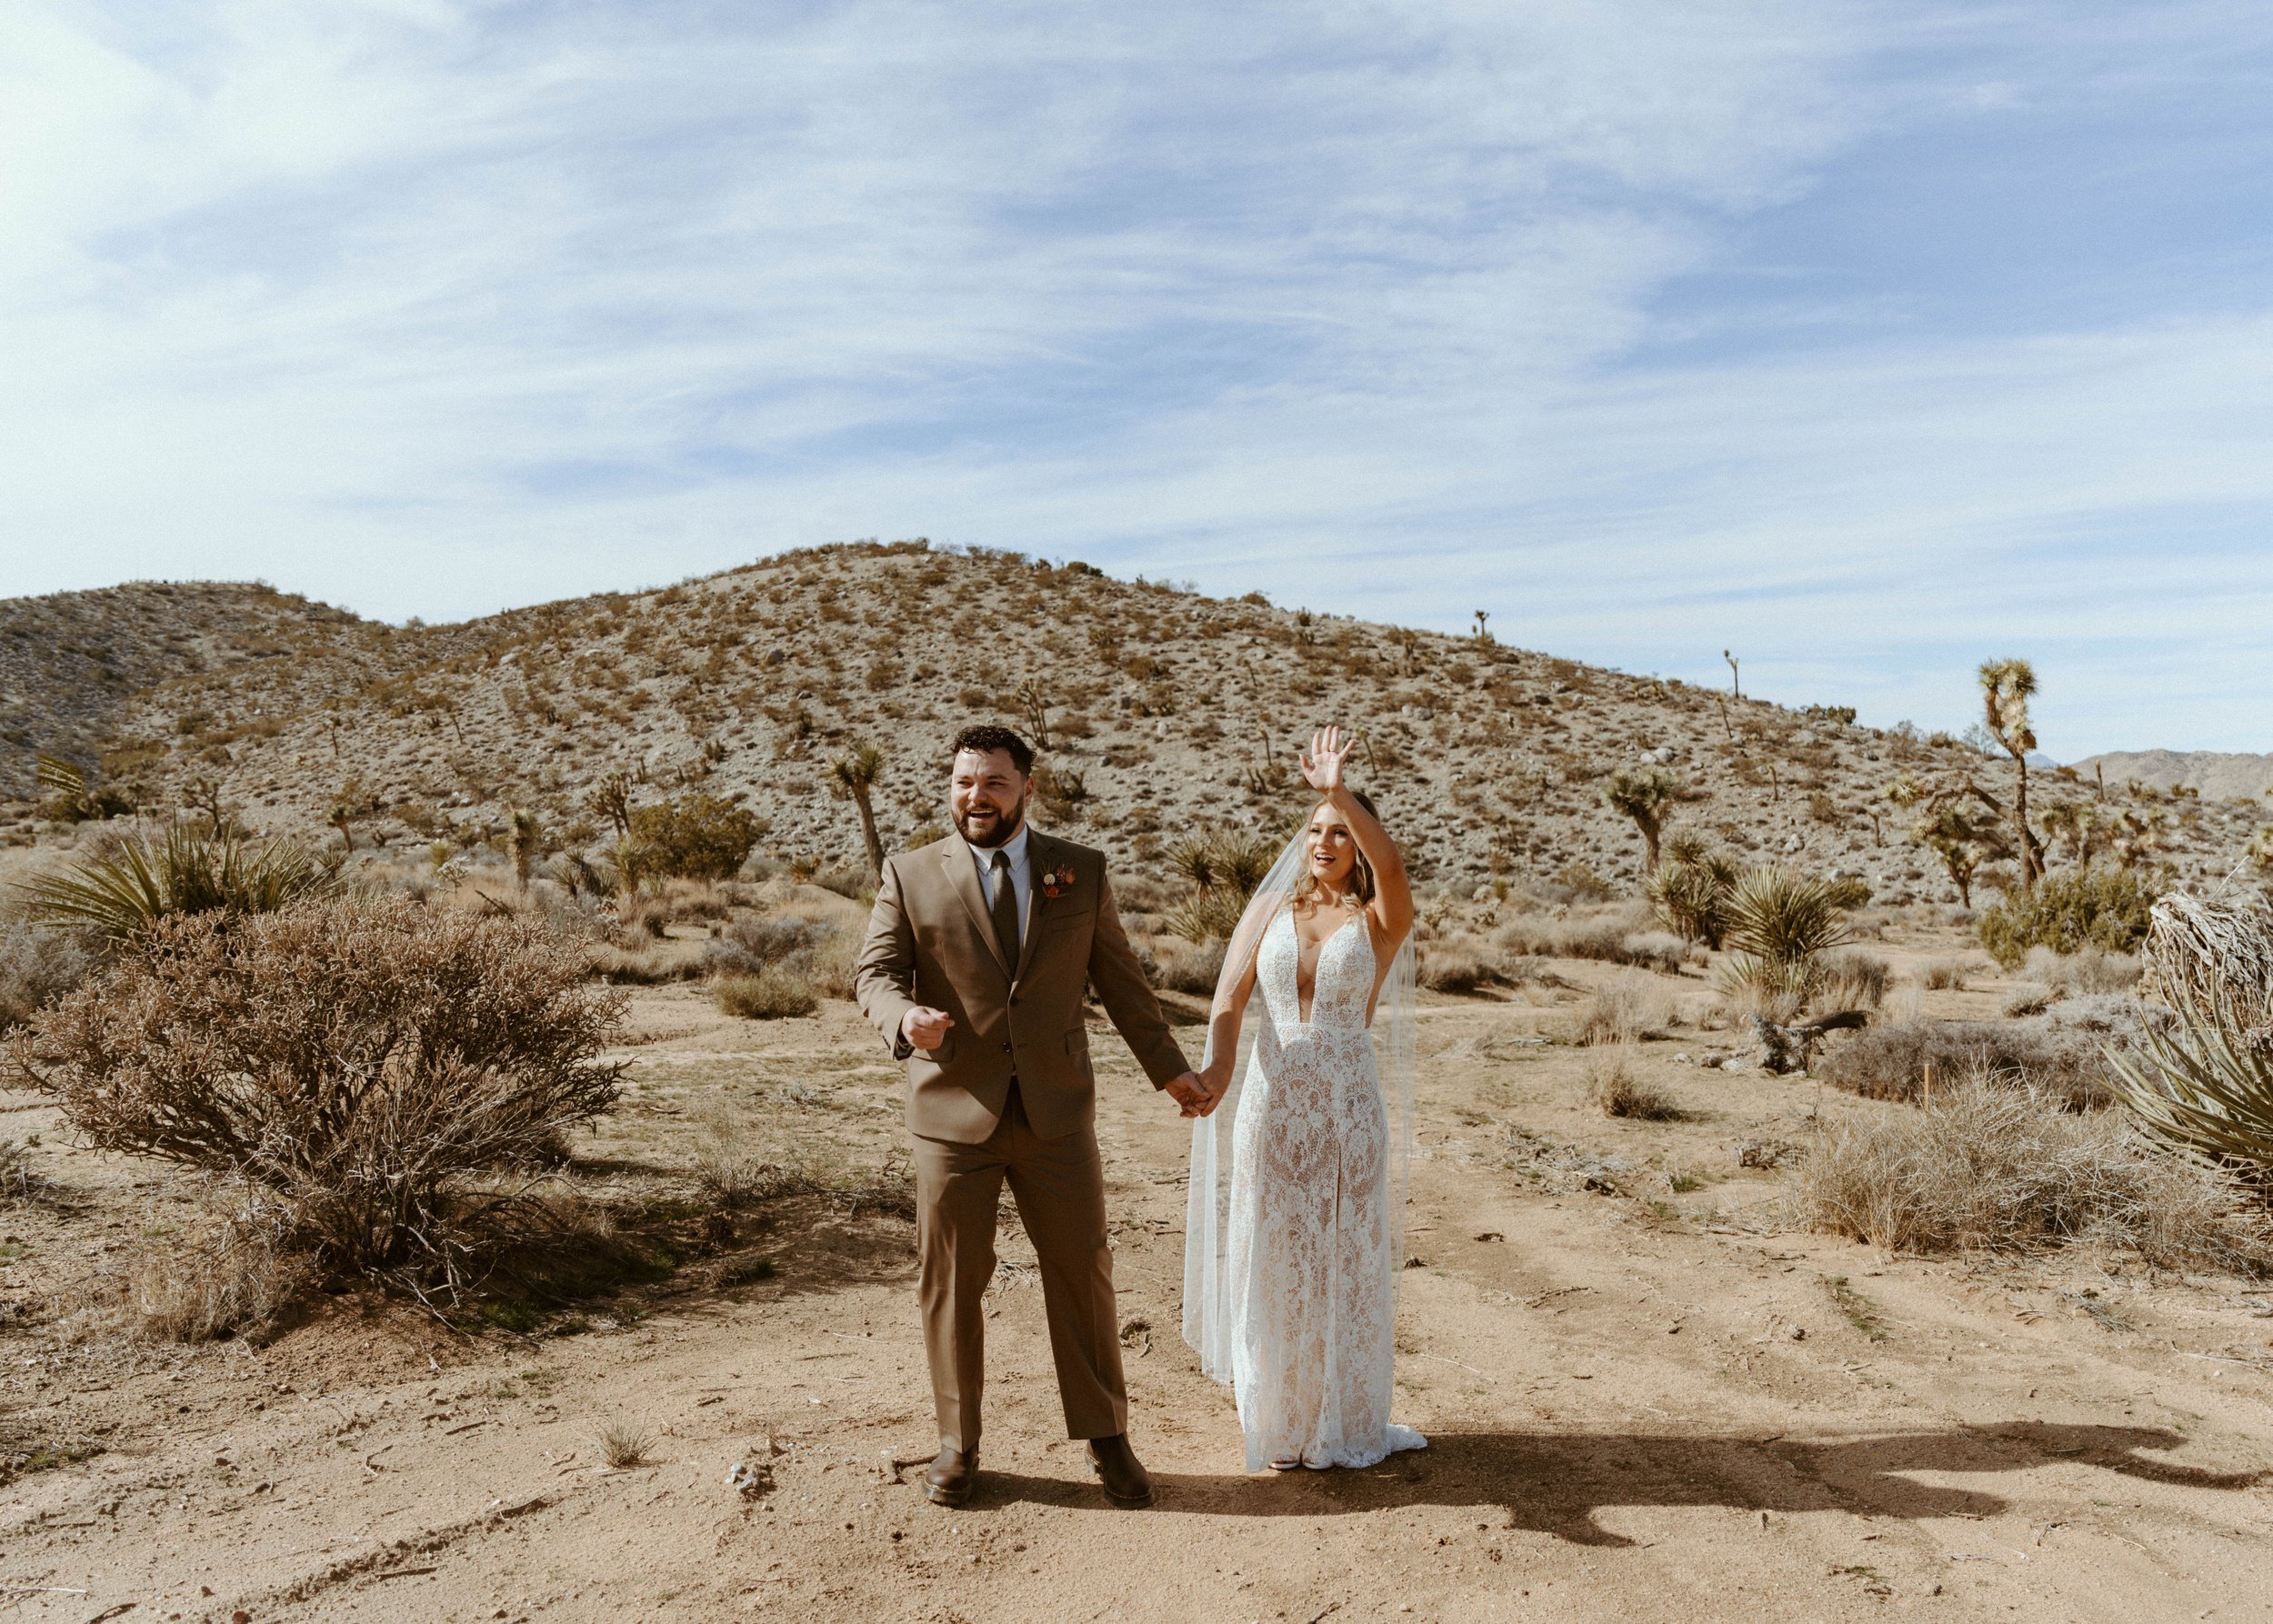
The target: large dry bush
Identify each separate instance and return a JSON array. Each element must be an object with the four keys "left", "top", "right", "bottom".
[
  {"left": 1497, "top": 901, "right": 1677, "bottom": 969},
  {"left": 1816, "top": 999, "right": 2161, "bottom": 1111},
  {"left": 16, "top": 897, "right": 626, "bottom": 1276},
  {"left": 1795, "top": 1078, "right": 2270, "bottom": 1271}
]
